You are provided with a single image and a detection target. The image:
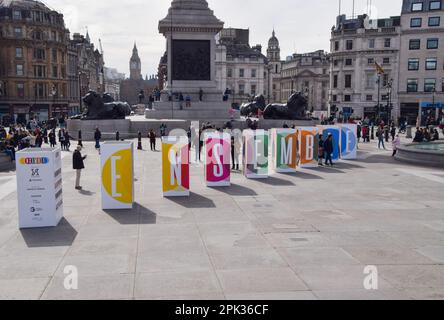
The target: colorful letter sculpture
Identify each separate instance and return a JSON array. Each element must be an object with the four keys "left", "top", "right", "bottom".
[
  {"left": 298, "top": 127, "right": 320, "bottom": 168},
  {"left": 243, "top": 129, "right": 269, "bottom": 179},
  {"left": 271, "top": 128, "right": 298, "bottom": 173},
  {"left": 340, "top": 124, "right": 358, "bottom": 160},
  {"left": 162, "top": 136, "right": 190, "bottom": 197},
  {"left": 101, "top": 141, "right": 134, "bottom": 210},
  {"left": 320, "top": 126, "right": 340, "bottom": 162},
  {"left": 204, "top": 132, "right": 231, "bottom": 187}
]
